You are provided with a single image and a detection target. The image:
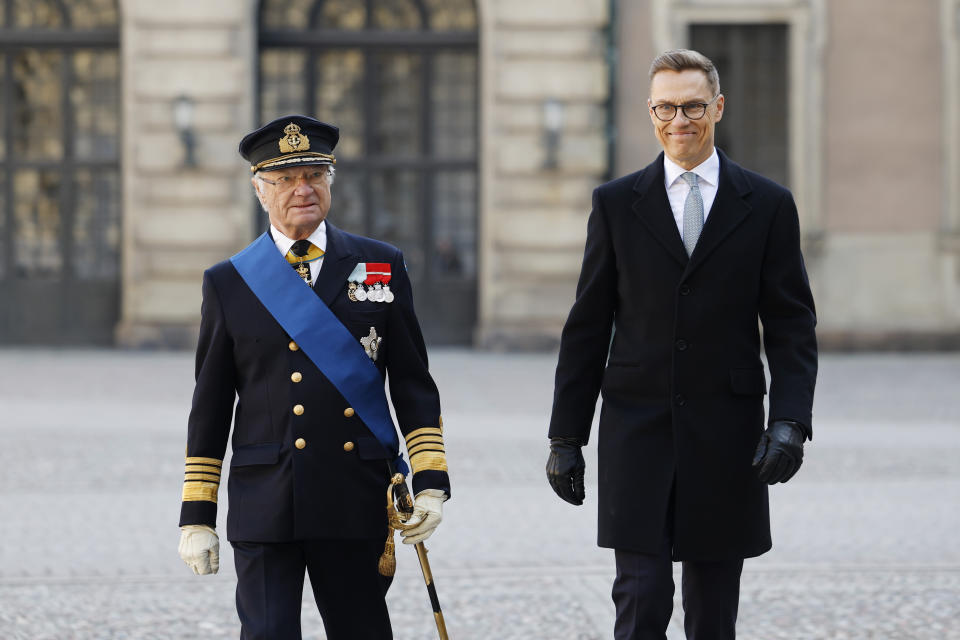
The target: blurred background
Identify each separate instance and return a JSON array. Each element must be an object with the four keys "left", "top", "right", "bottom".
[
  {"left": 0, "top": 1, "right": 959, "bottom": 639},
  {"left": 0, "top": 0, "right": 957, "bottom": 350}
]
